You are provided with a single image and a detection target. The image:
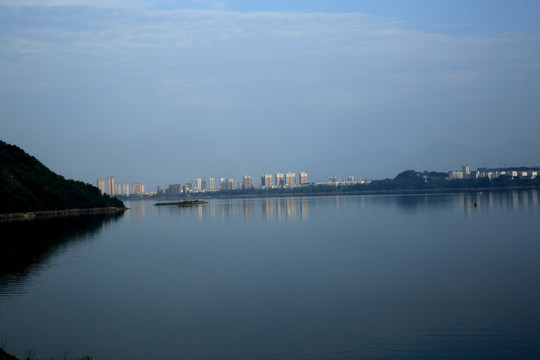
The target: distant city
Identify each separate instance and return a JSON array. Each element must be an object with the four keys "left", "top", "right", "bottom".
[
  {"left": 449, "top": 165, "right": 538, "bottom": 180},
  {"left": 97, "top": 165, "right": 539, "bottom": 197},
  {"left": 97, "top": 171, "right": 327, "bottom": 197}
]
